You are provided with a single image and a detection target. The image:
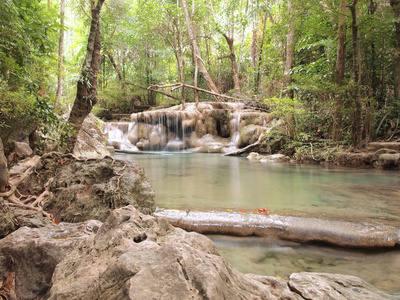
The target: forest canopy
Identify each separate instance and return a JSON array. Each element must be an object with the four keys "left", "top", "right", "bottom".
[{"left": 1, "top": 0, "right": 400, "bottom": 148}]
